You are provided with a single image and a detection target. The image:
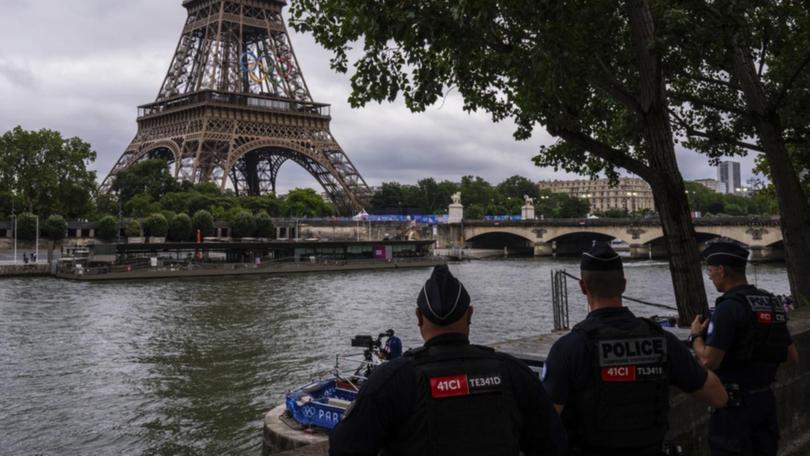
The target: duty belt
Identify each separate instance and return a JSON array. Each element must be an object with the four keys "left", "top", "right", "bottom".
[{"left": 723, "top": 383, "right": 772, "bottom": 408}]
